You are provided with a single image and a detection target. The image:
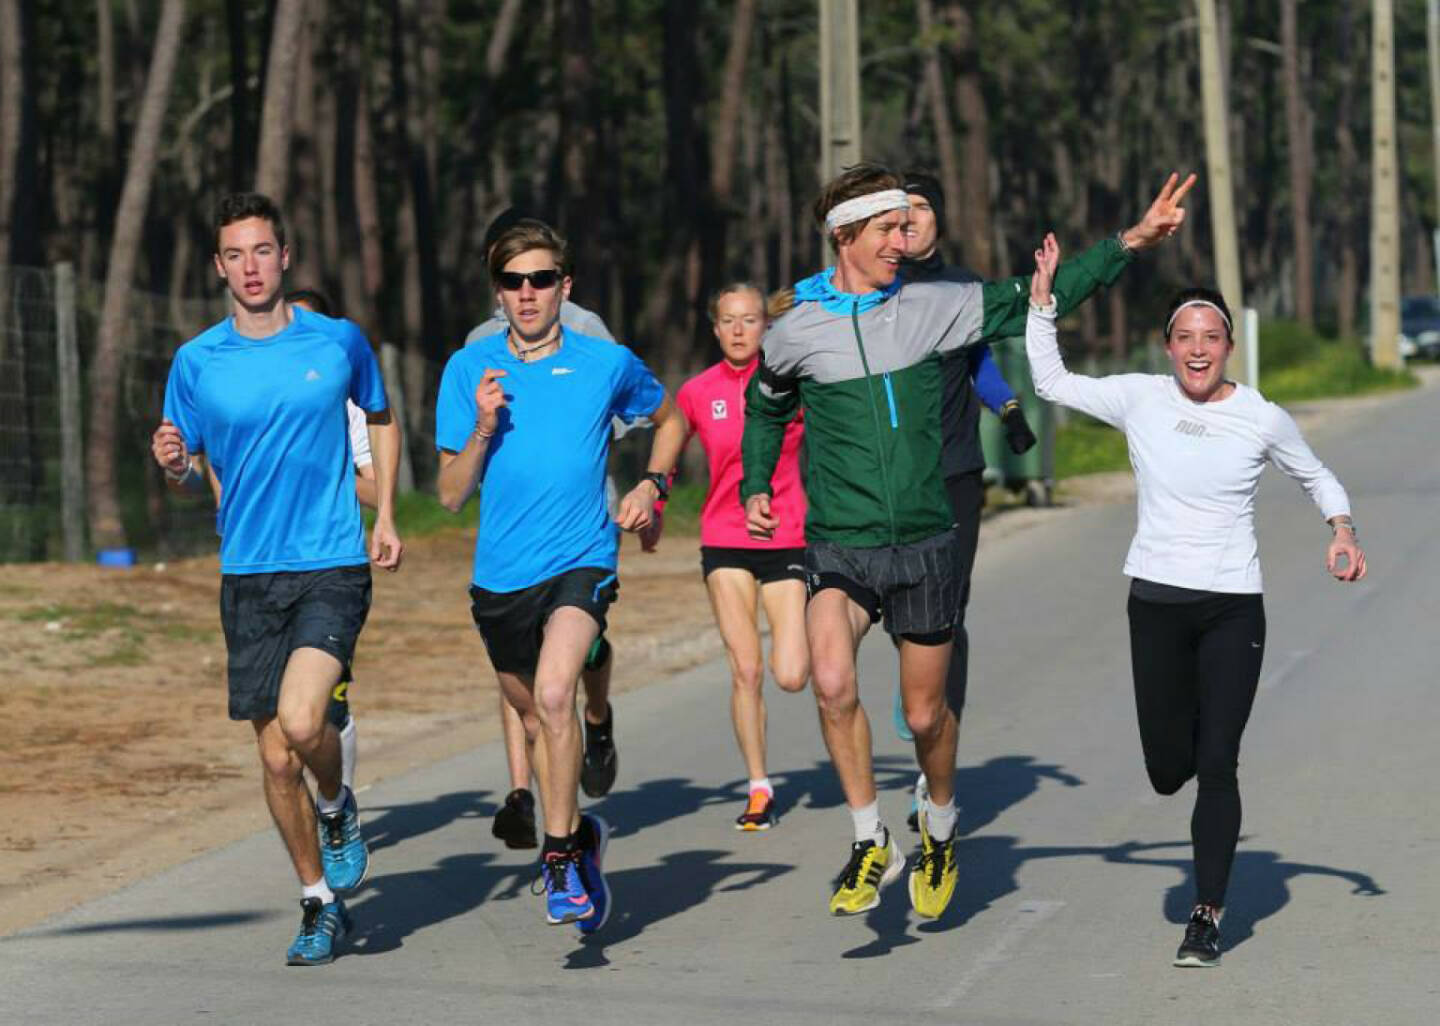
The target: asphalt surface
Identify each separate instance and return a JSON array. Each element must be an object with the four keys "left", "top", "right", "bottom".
[{"left": 3, "top": 382, "right": 1436, "bottom": 1025}]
